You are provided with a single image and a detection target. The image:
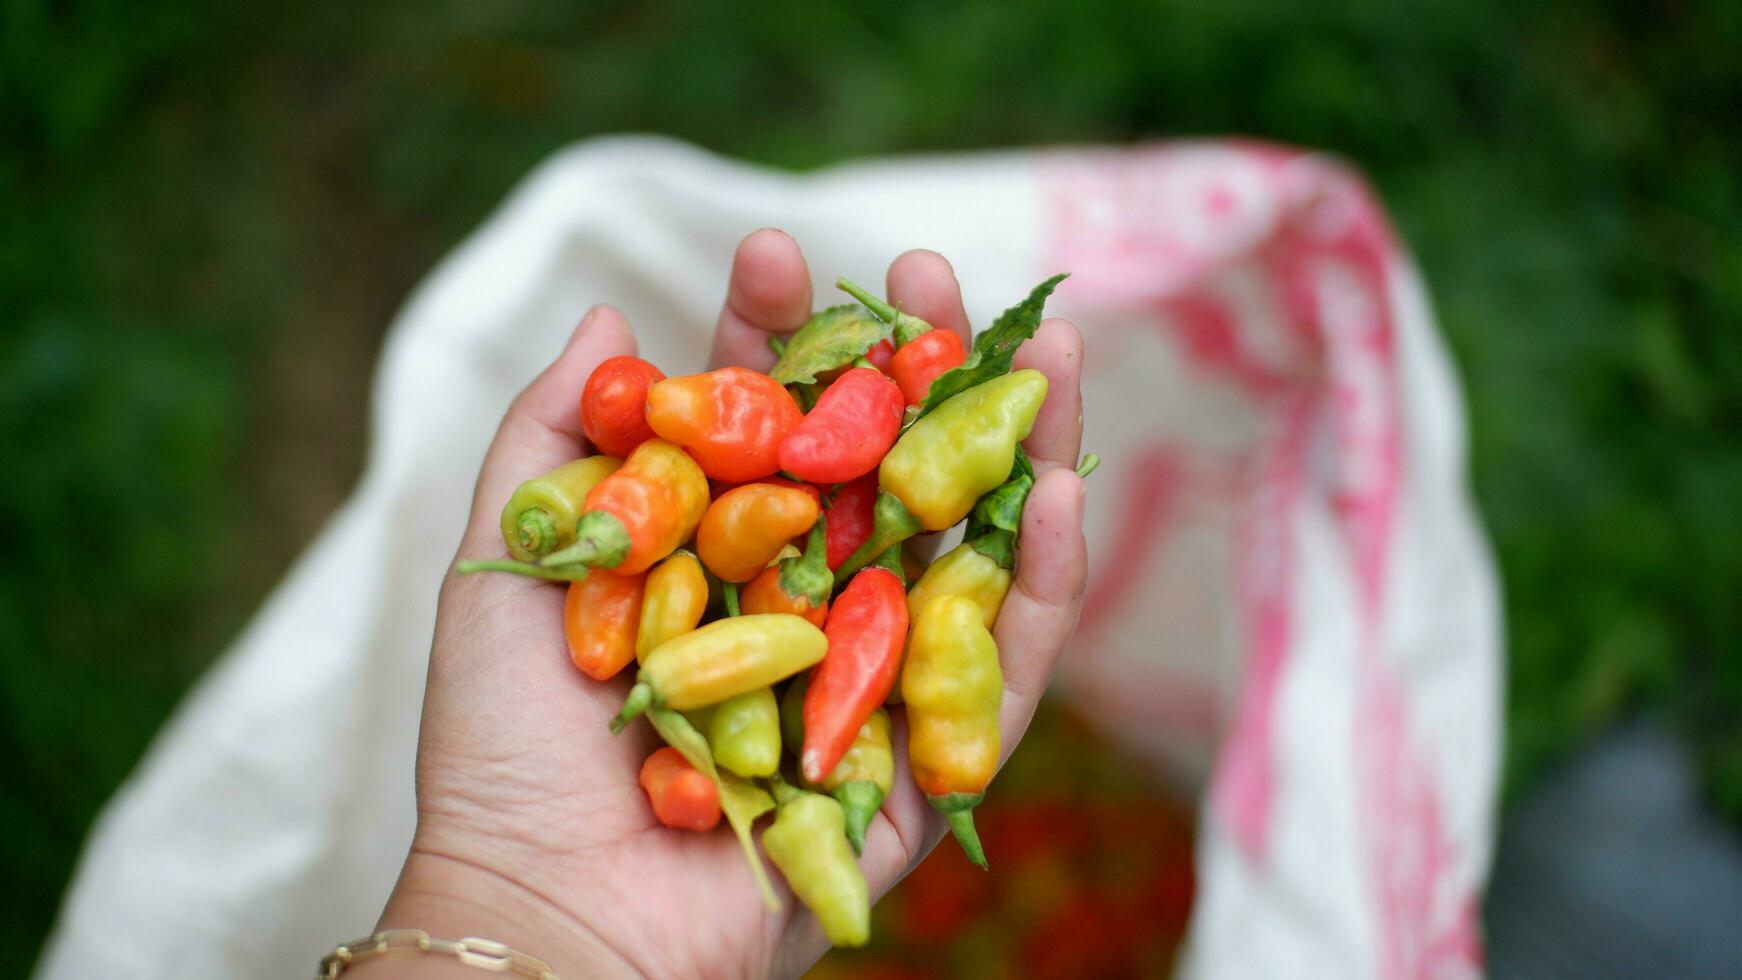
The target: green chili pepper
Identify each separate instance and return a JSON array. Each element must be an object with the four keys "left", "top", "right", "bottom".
[
  {"left": 835, "top": 370, "right": 1048, "bottom": 580},
  {"left": 762, "top": 779, "right": 871, "bottom": 948},
  {"left": 689, "top": 687, "right": 780, "bottom": 779},
  {"left": 496, "top": 456, "right": 622, "bottom": 561}
]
